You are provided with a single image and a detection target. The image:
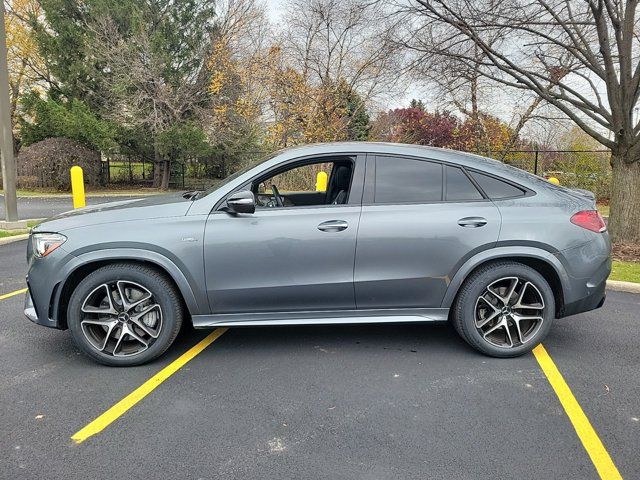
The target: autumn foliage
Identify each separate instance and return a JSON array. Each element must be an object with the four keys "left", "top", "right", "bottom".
[
  {"left": 4, "top": 0, "right": 44, "bottom": 132},
  {"left": 370, "top": 108, "right": 521, "bottom": 154}
]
